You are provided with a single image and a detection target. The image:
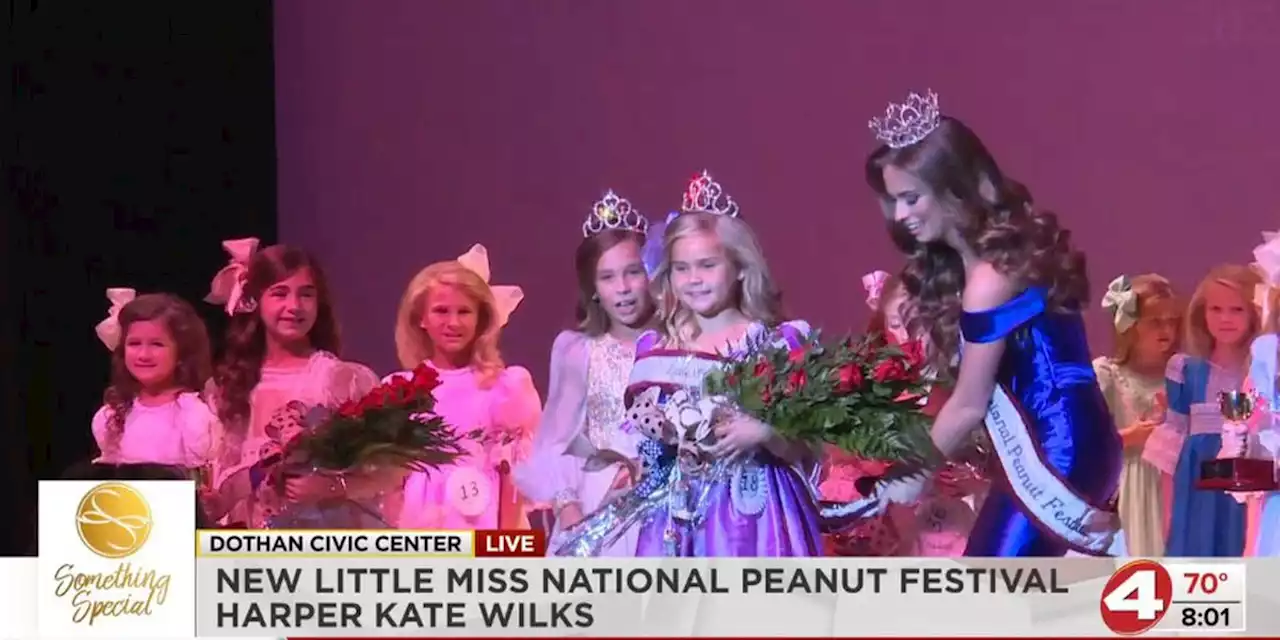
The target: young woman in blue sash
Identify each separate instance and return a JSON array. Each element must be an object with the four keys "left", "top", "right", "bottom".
[
  {"left": 551, "top": 171, "right": 824, "bottom": 557},
  {"left": 859, "top": 90, "right": 1123, "bottom": 556}
]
